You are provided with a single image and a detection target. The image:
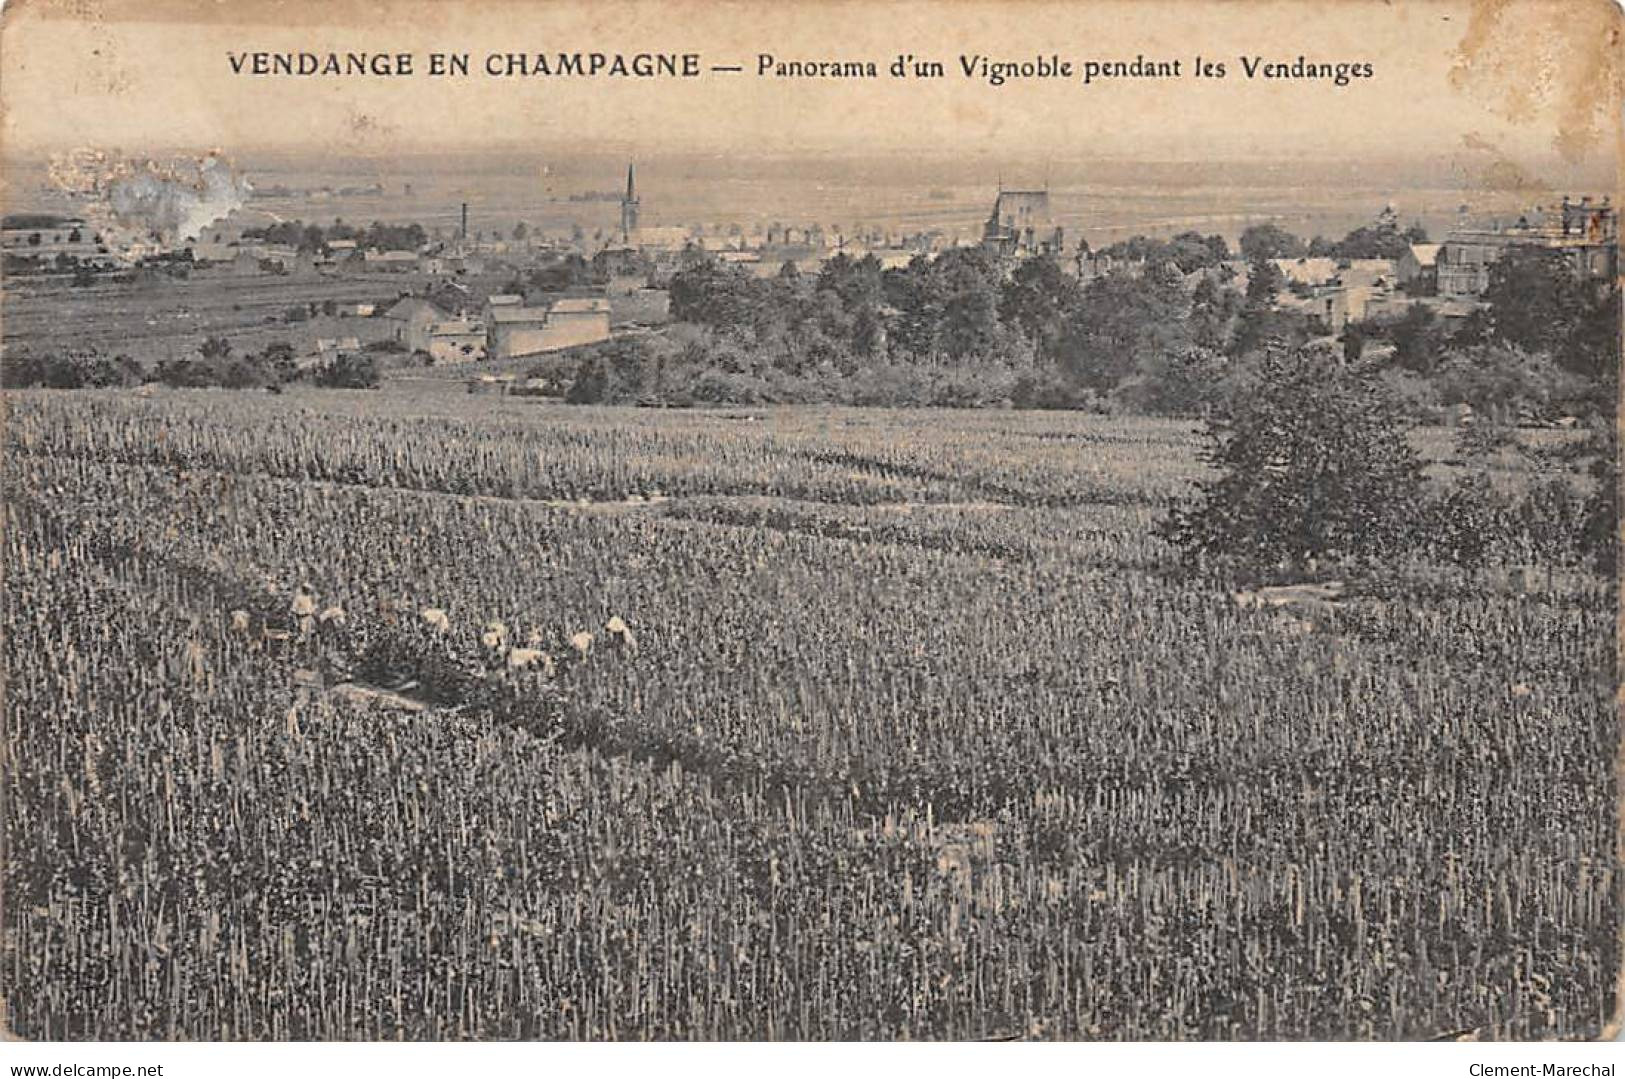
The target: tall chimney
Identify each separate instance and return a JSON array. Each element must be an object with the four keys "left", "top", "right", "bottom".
[{"left": 460, "top": 202, "right": 468, "bottom": 240}]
